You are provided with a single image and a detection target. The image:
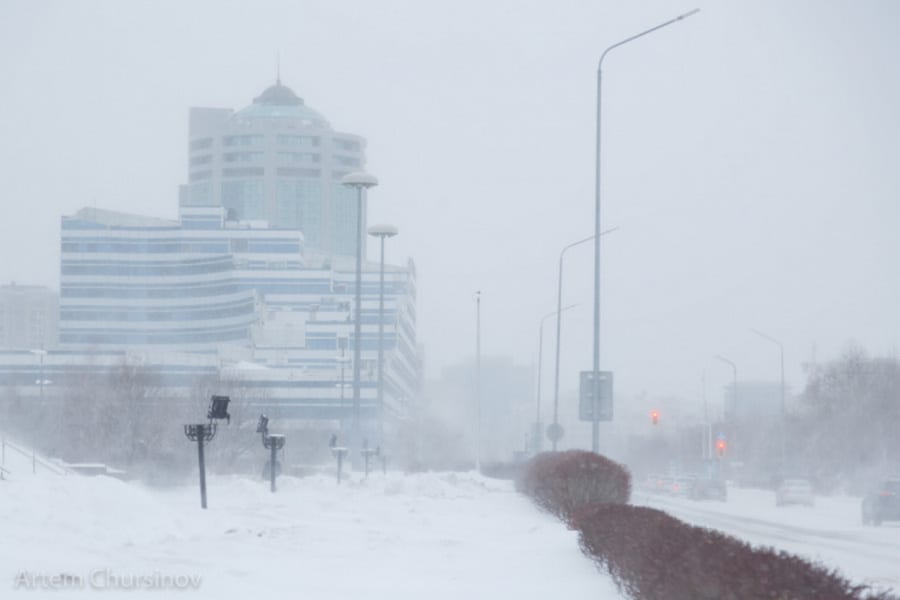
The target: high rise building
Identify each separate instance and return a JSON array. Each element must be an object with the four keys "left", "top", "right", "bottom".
[{"left": 179, "top": 79, "right": 367, "bottom": 258}]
